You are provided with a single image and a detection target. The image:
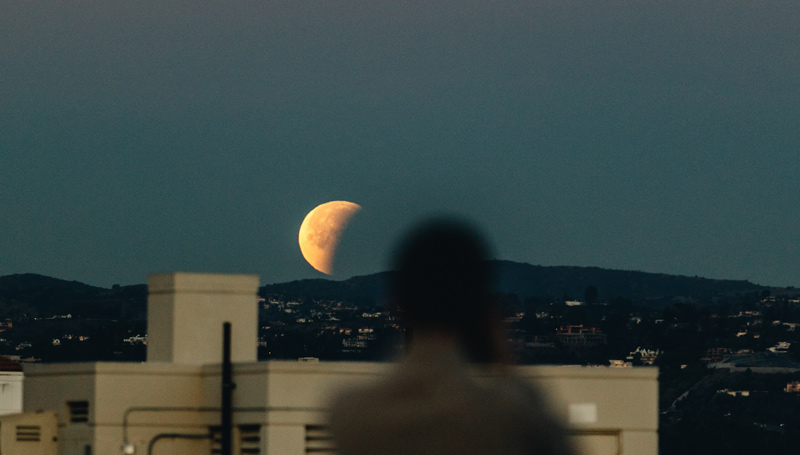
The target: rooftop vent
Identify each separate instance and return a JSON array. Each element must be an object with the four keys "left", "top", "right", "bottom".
[
  {"left": 211, "top": 425, "right": 261, "bottom": 454},
  {"left": 305, "top": 425, "right": 335, "bottom": 454},
  {"left": 67, "top": 401, "right": 89, "bottom": 423},
  {"left": 240, "top": 425, "right": 261, "bottom": 454},
  {"left": 15, "top": 425, "right": 41, "bottom": 442}
]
